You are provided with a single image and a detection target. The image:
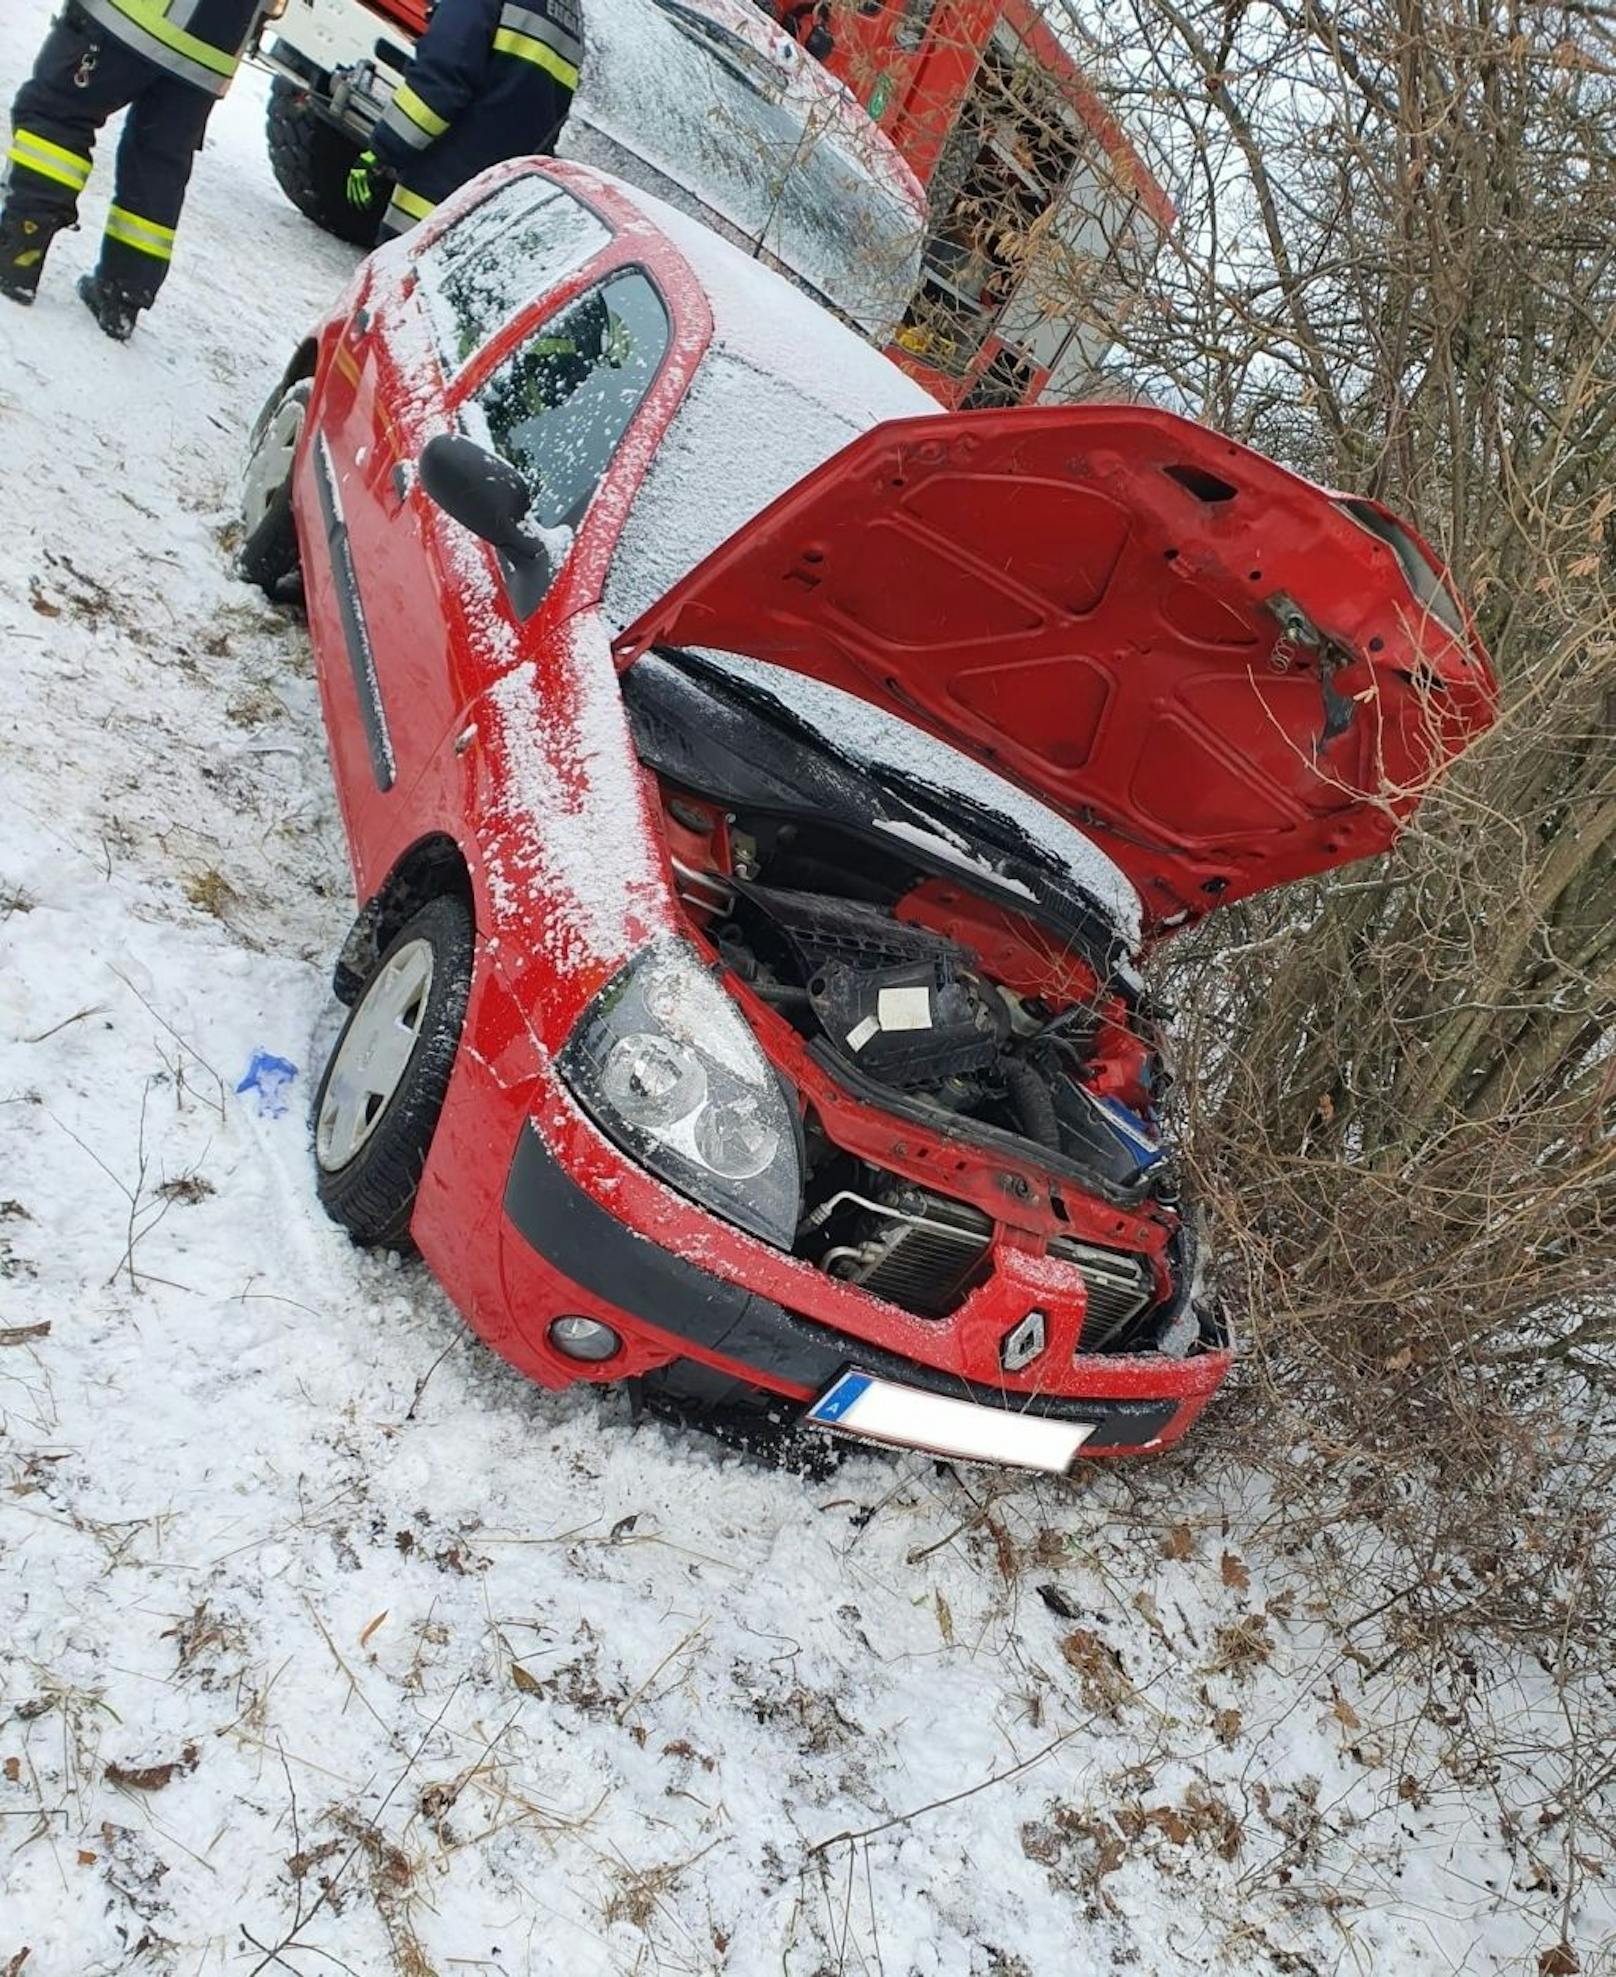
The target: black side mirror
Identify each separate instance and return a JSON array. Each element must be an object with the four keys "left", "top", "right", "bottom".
[
  {"left": 420, "top": 432, "right": 537, "bottom": 553},
  {"left": 806, "top": 20, "right": 834, "bottom": 56},
  {"left": 420, "top": 432, "right": 552, "bottom": 616}
]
